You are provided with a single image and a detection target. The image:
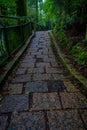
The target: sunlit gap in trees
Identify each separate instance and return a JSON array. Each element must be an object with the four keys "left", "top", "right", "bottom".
[{"left": 43, "top": 0, "right": 46, "bottom": 2}]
